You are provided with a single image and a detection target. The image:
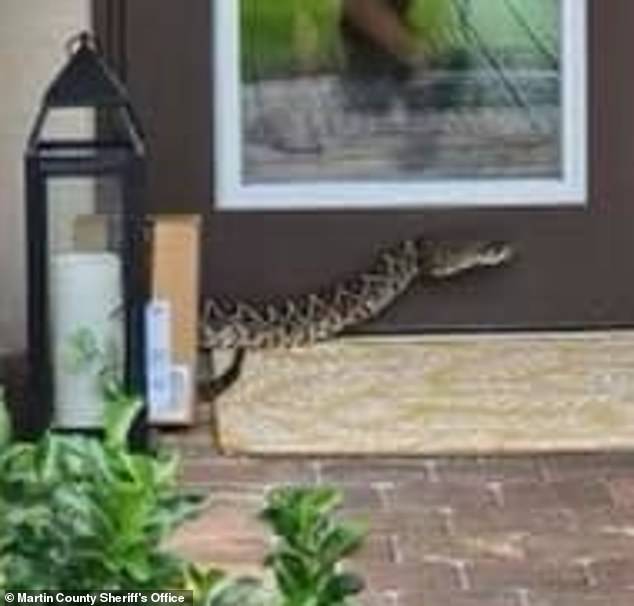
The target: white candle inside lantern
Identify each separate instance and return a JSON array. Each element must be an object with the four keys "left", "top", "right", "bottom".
[{"left": 51, "top": 252, "right": 123, "bottom": 428}]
